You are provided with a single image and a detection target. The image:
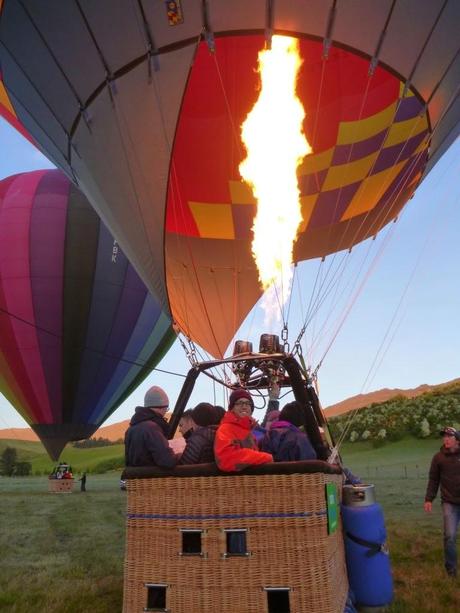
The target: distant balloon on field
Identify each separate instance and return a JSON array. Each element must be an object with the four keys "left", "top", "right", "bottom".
[
  {"left": 0, "top": 169, "right": 175, "bottom": 459},
  {"left": 0, "top": 2, "right": 459, "bottom": 357}
]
